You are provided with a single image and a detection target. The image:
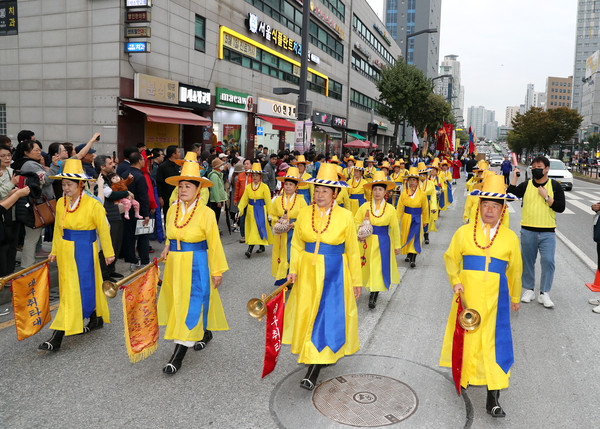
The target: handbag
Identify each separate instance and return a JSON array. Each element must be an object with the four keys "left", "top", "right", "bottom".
[
  {"left": 594, "top": 214, "right": 600, "bottom": 243},
  {"left": 135, "top": 219, "right": 155, "bottom": 235},
  {"left": 32, "top": 196, "right": 57, "bottom": 229}
]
